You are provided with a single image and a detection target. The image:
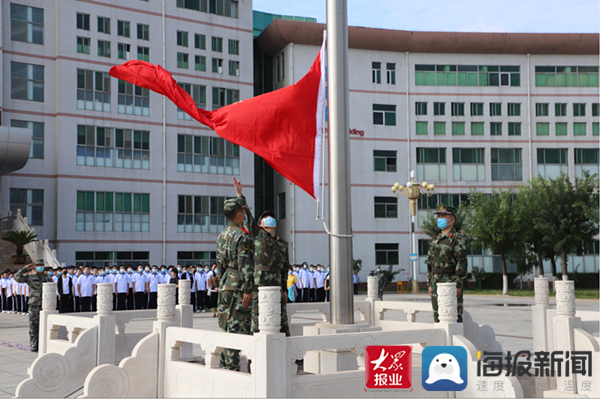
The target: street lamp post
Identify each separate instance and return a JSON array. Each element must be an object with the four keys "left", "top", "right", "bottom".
[{"left": 391, "top": 170, "right": 435, "bottom": 293}]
